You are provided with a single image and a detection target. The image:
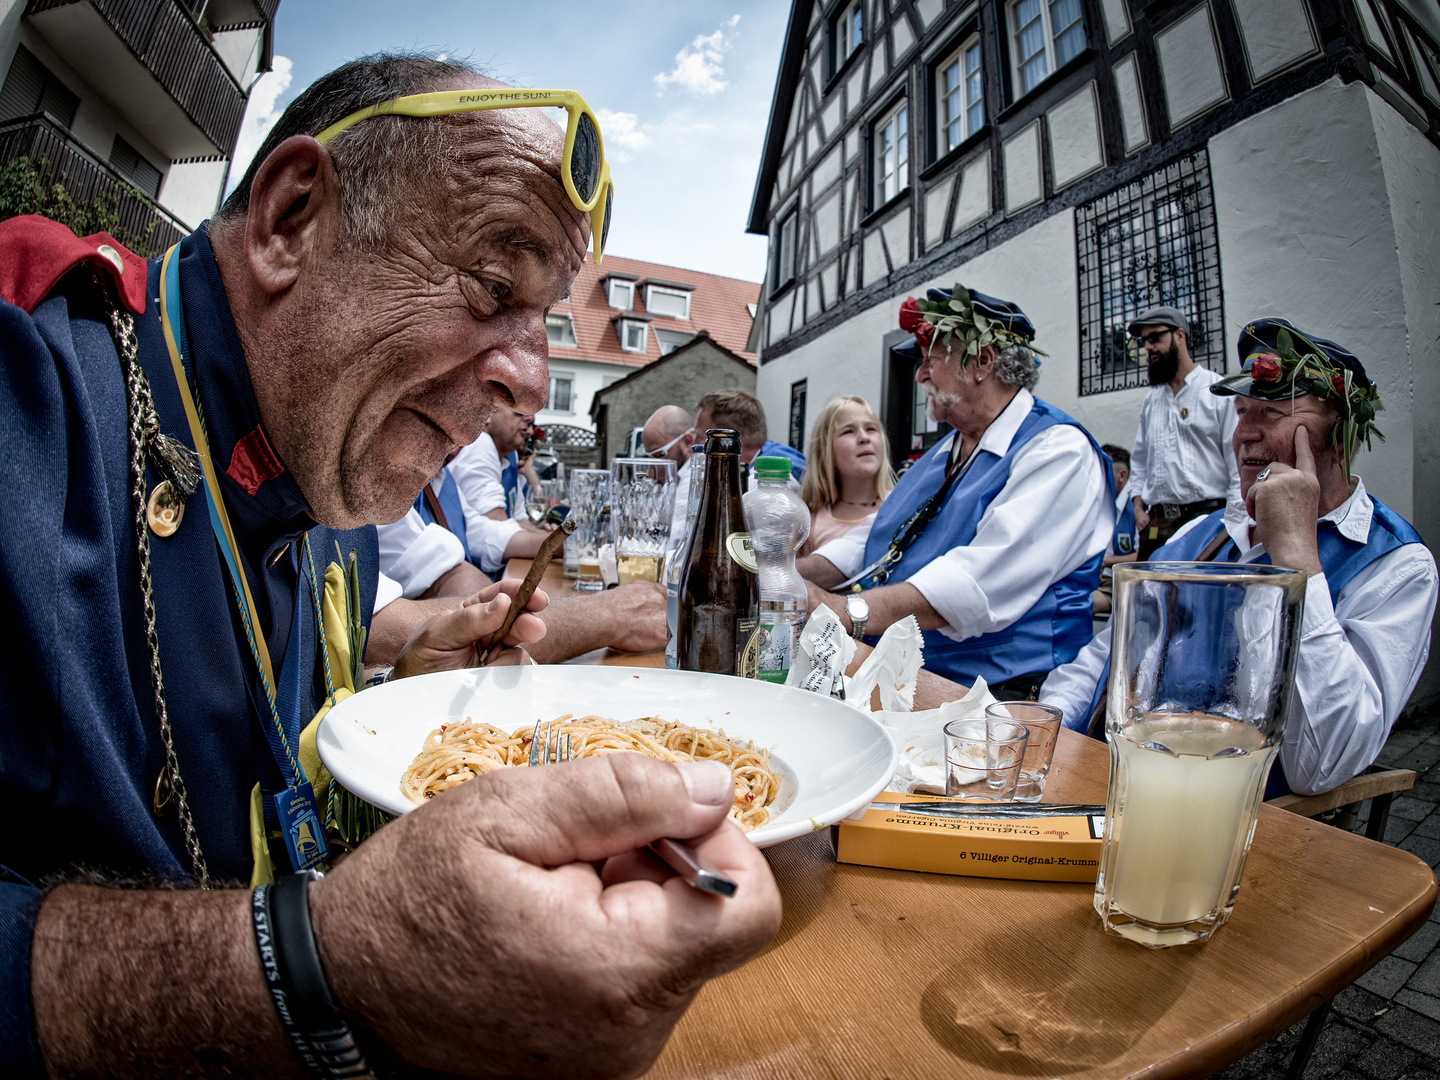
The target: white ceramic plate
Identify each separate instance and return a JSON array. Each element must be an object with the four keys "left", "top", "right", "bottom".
[{"left": 317, "top": 666, "right": 898, "bottom": 847}]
